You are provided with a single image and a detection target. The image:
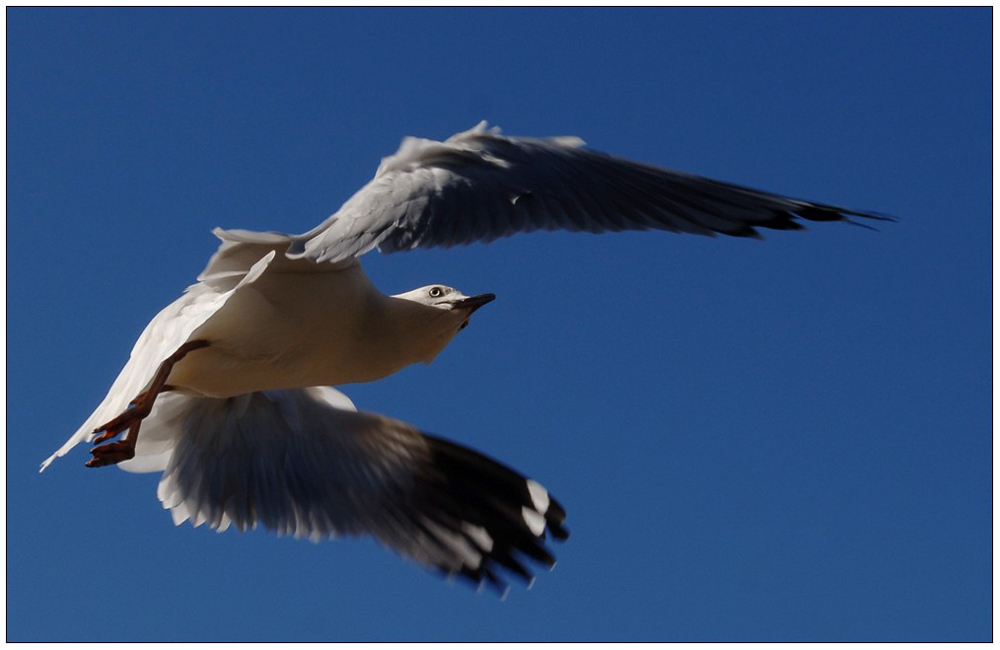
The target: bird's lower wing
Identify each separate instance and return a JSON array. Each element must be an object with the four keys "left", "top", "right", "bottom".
[{"left": 149, "top": 386, "right": 567, "bottom": 591}]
